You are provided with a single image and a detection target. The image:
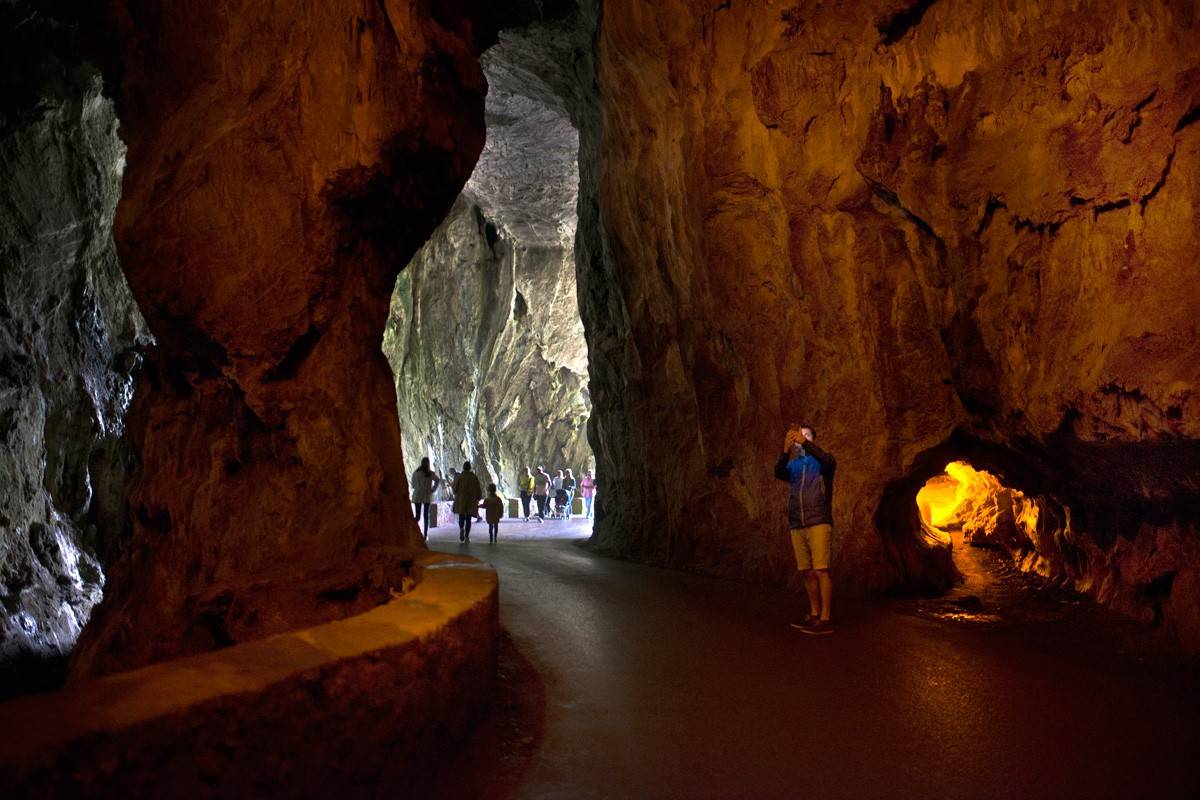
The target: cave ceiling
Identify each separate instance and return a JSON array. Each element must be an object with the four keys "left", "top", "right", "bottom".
[{"left": 467, "top": 26, "right": 580, "bottom": 248}]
